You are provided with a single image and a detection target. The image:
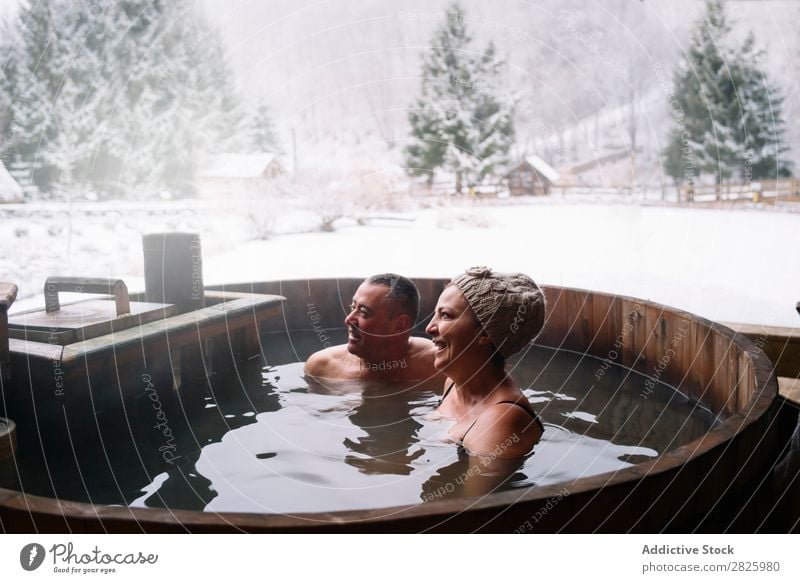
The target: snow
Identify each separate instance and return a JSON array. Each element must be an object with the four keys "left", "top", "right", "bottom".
[
  {"left": 4, "top": 199, "right": 799, "bottom": 329},
  {"left": 197, "top": 201, "right": 799, "bottom": 329},
  {"left": 199, "top": 153, "right": 279, "bottom": 179}
]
